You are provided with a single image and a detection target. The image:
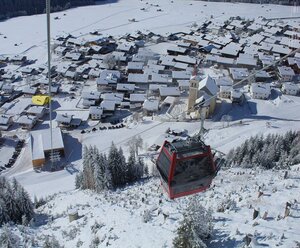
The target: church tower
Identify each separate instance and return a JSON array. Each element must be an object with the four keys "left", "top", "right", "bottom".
[{"left": 187, "top": 66, "right": 200, "bottom": 113}]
